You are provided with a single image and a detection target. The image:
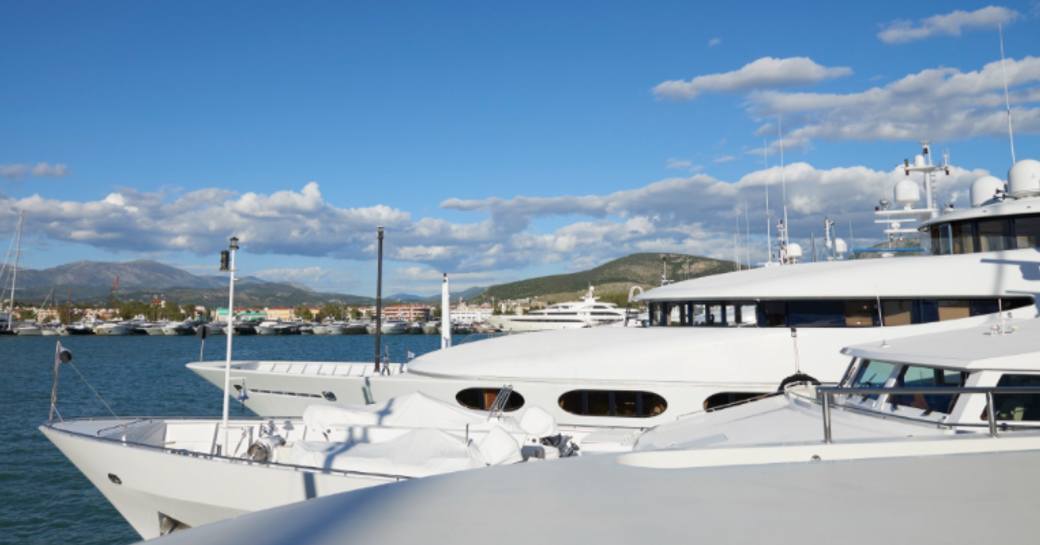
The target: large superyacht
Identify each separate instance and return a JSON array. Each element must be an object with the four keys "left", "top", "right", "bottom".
[
  {"left": 116, "top": 313, "right": 1040, "bottom": 544},
  {"left": 190, "top": 152, "right": 1040, "bottom": 429}
]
